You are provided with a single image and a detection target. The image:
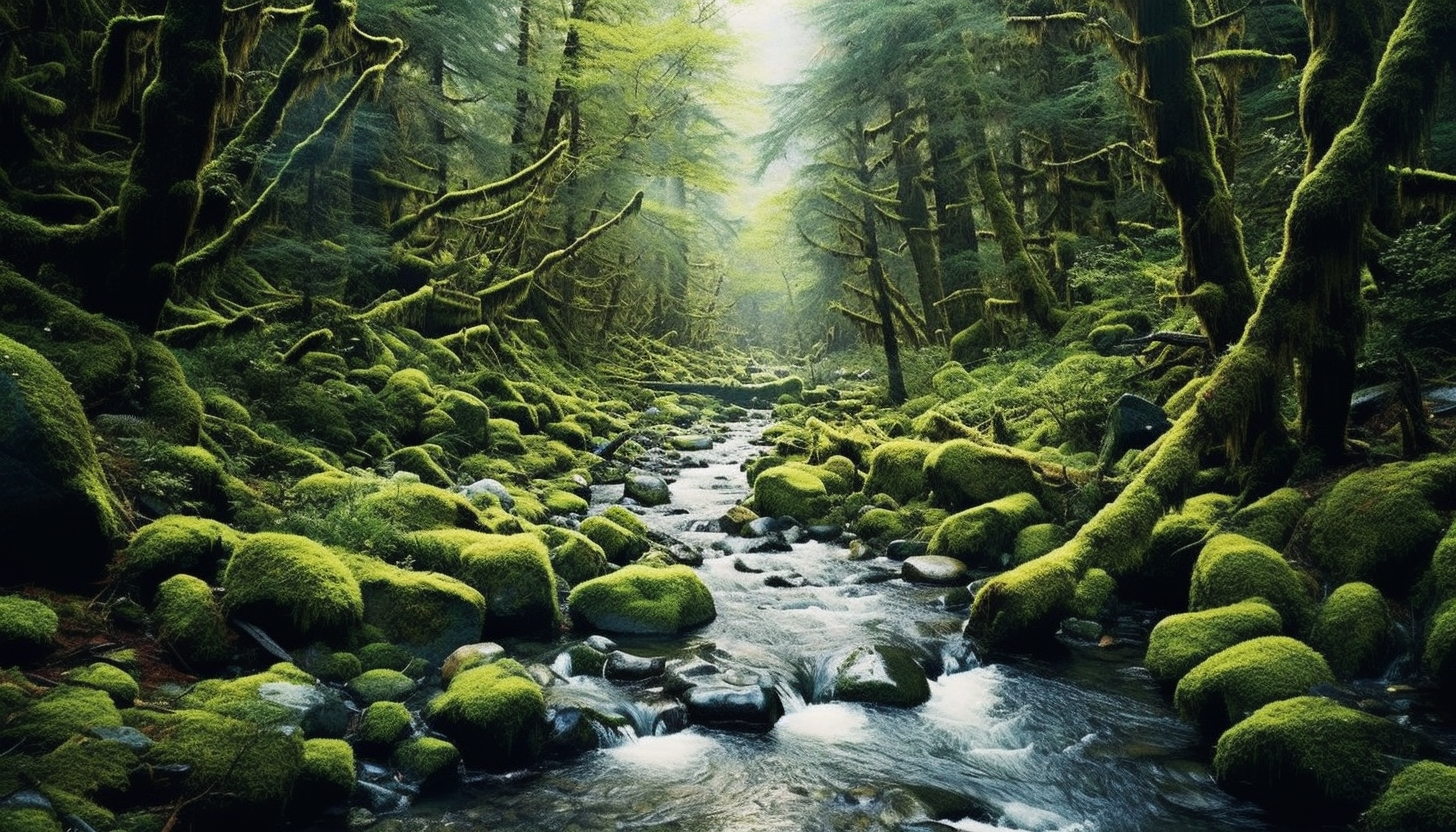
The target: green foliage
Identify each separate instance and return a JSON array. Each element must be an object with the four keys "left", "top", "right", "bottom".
[
  {"left": 1310, "top": 582, "right": 1393, "bottom": 679},
  {"left": 1189, "top": 534, "right": 1316, "bottom": 635},
  {"left": 1145, "top": 601, "right": 1285, "bottom": 683},
  {"left": 1174, "top": 636, "right": 1334, "bottom": 734},
  {"left": 567, "top": 563, "right": 715, "bottom": 636},
  {"left": 424, "top": 659, "right": 545, "bottom": 771},
  {"left": 1361, "top": 761, "right": 1456, "bottom": 832},
  {"left": 1367, "top": 222, "right": 1456, "bottom": 380},
  {"left": 220, "top": 532, "right": 364, "bottom": 643}
]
